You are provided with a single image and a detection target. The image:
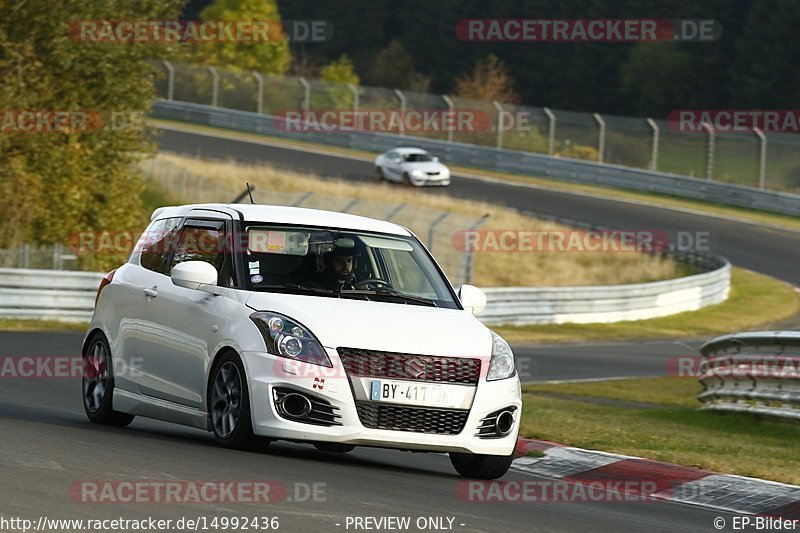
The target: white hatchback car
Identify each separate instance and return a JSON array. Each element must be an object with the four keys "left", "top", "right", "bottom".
[
  {"left": 82, "top": 203, "right": 520, "bottom": 479},
  {"left": 374, "top": 147, "right": 451, "bottom": 186}
]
